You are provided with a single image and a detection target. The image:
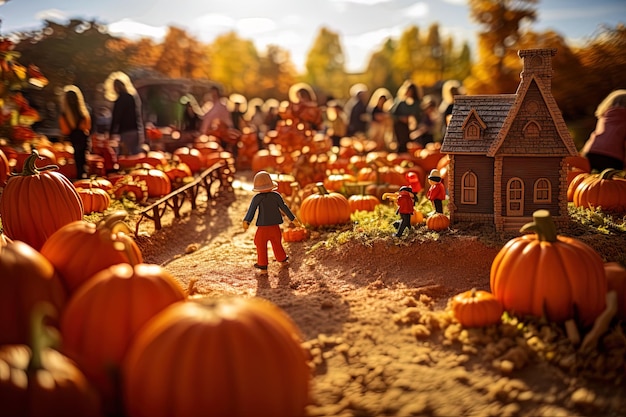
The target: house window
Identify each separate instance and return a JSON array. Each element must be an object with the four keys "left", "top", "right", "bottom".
[
  {"left": 461, "top": 171, "right": 477, "bottom": 204},
  {"left": 523, "top": 121, "right": 540, "bottom": 139},
  {"left": 533, "top": 178, "right": 551, "bottom": 203},
  {"left": 465, "top": 122, "right": 481, "bottom": 140}
]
